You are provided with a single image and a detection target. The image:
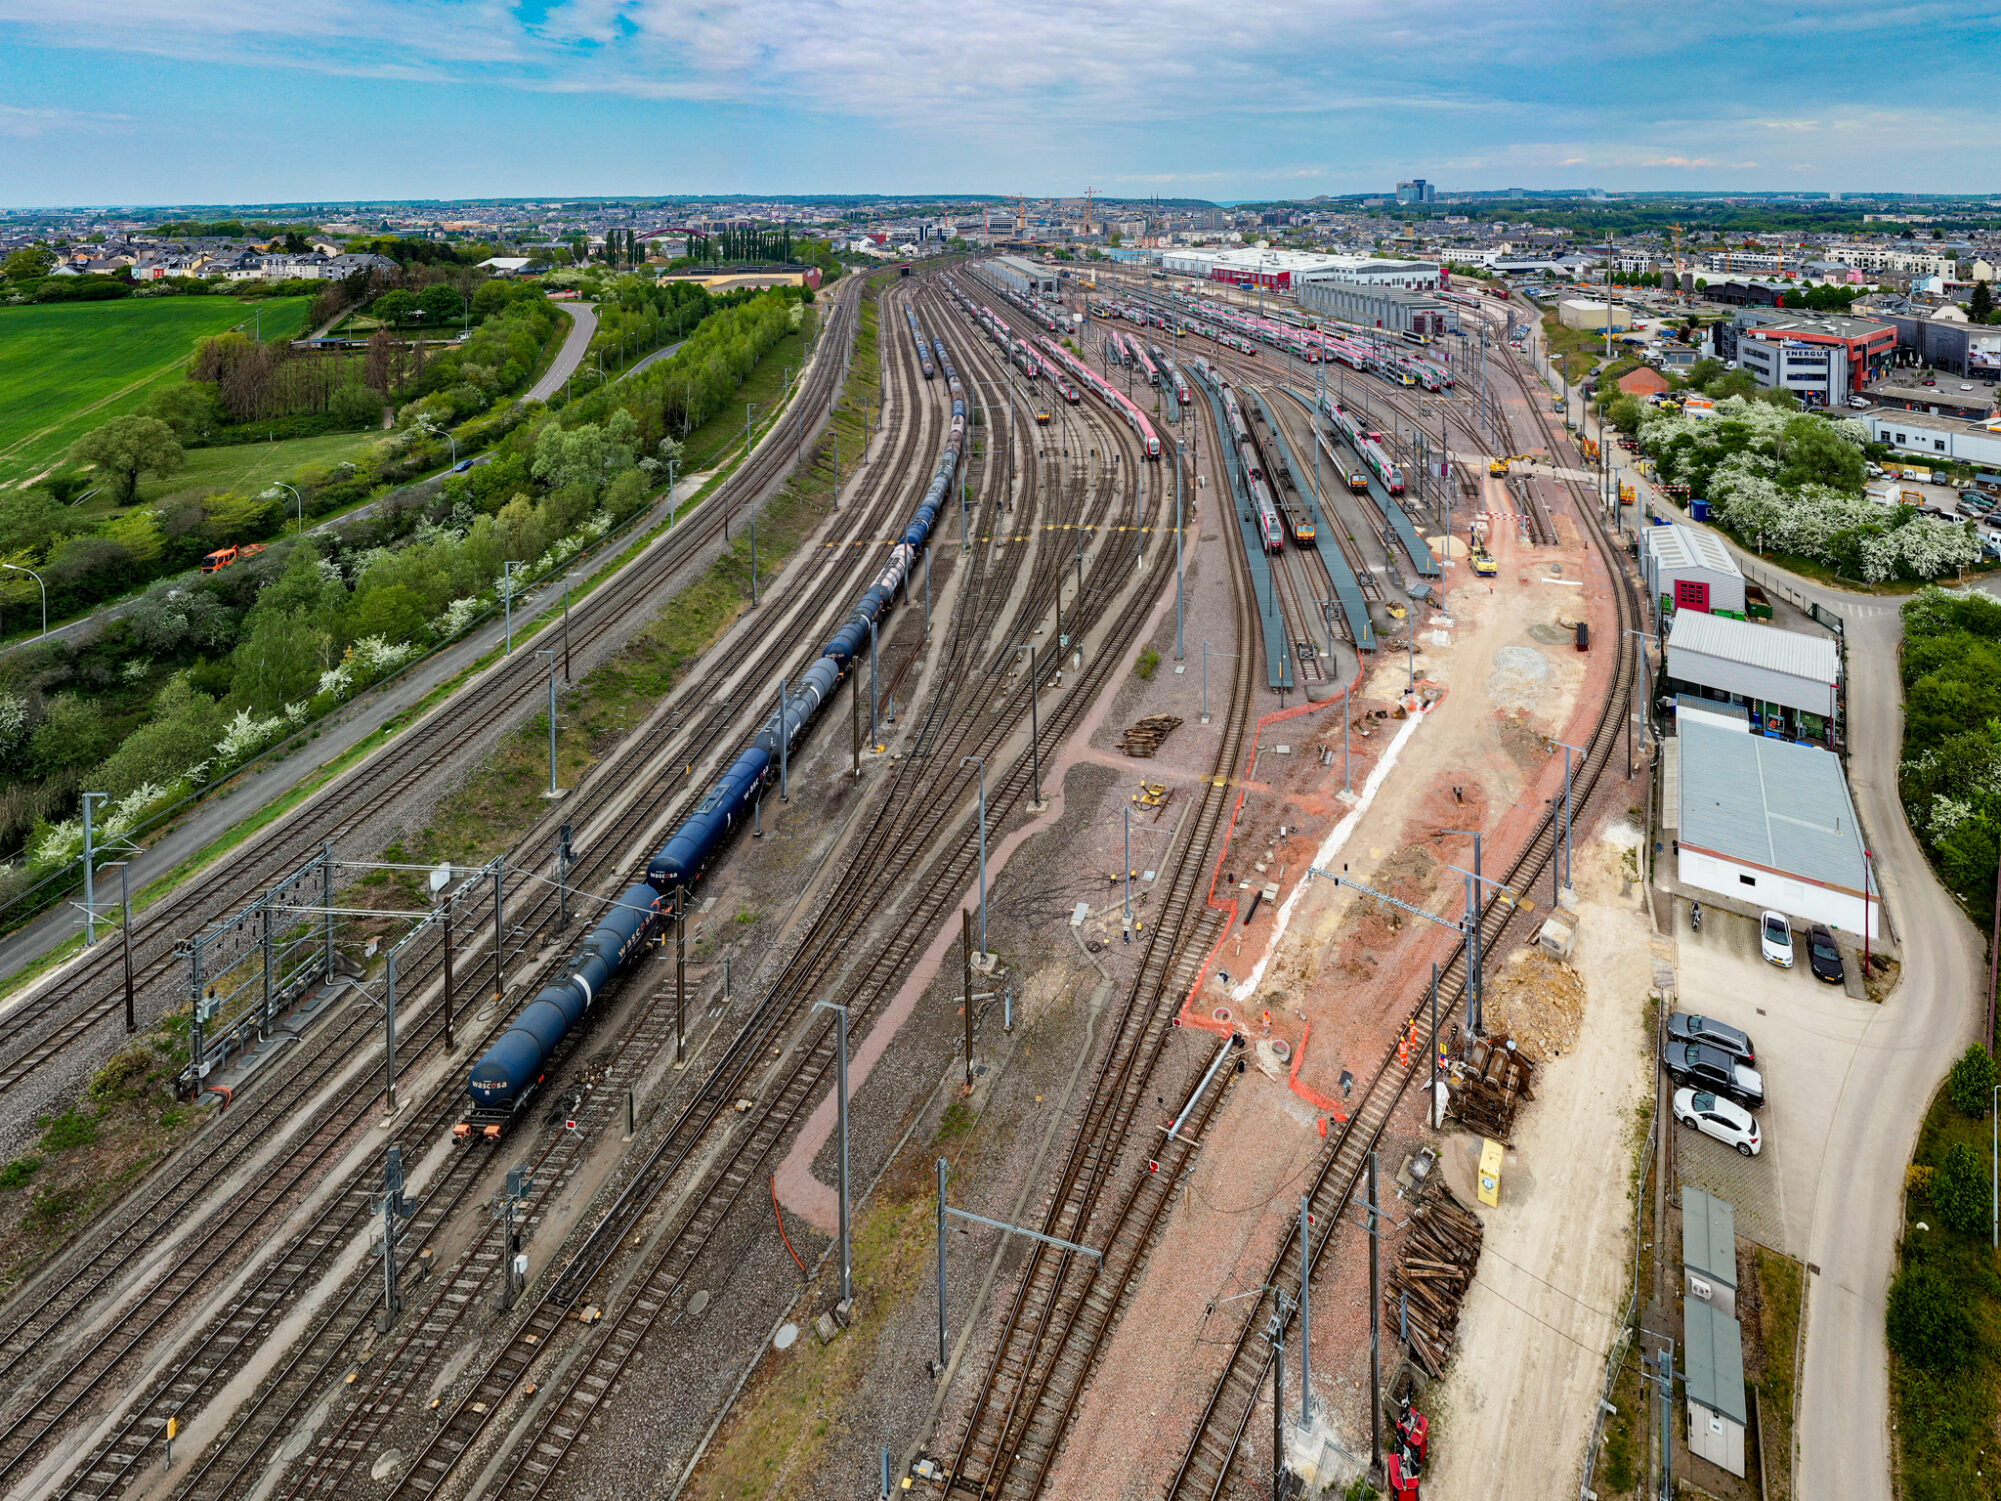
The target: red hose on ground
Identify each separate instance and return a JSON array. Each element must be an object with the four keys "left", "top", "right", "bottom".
[{"left": 772, "top": 1174, "right": 807, "bottom": 1274}]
